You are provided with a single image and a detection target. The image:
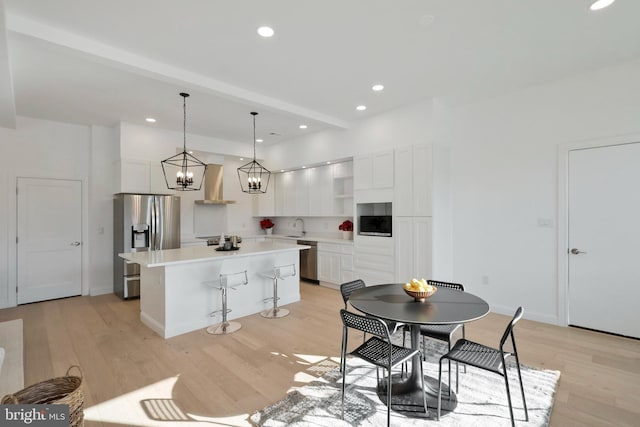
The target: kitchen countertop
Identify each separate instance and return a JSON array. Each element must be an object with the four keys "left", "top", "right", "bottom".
[{"left": 120, "top": 240, "right": 310, "bottom": 267}]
